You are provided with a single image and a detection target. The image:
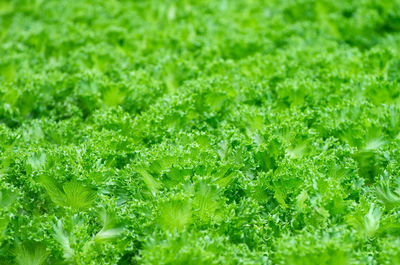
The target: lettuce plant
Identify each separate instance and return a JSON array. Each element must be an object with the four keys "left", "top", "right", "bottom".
[{"left": 1, "top": 0, "right": 400, "bottom": 264}]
